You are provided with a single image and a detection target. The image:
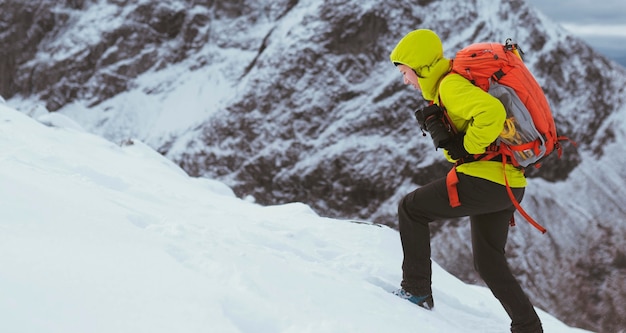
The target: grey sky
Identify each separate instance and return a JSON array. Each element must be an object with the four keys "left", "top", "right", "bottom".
[
  {"left": 526, "top": 0, "right": 626, "bottom": 59},
  {"left": 527, "top": 0, "right": 626, "bottom": 24}
]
